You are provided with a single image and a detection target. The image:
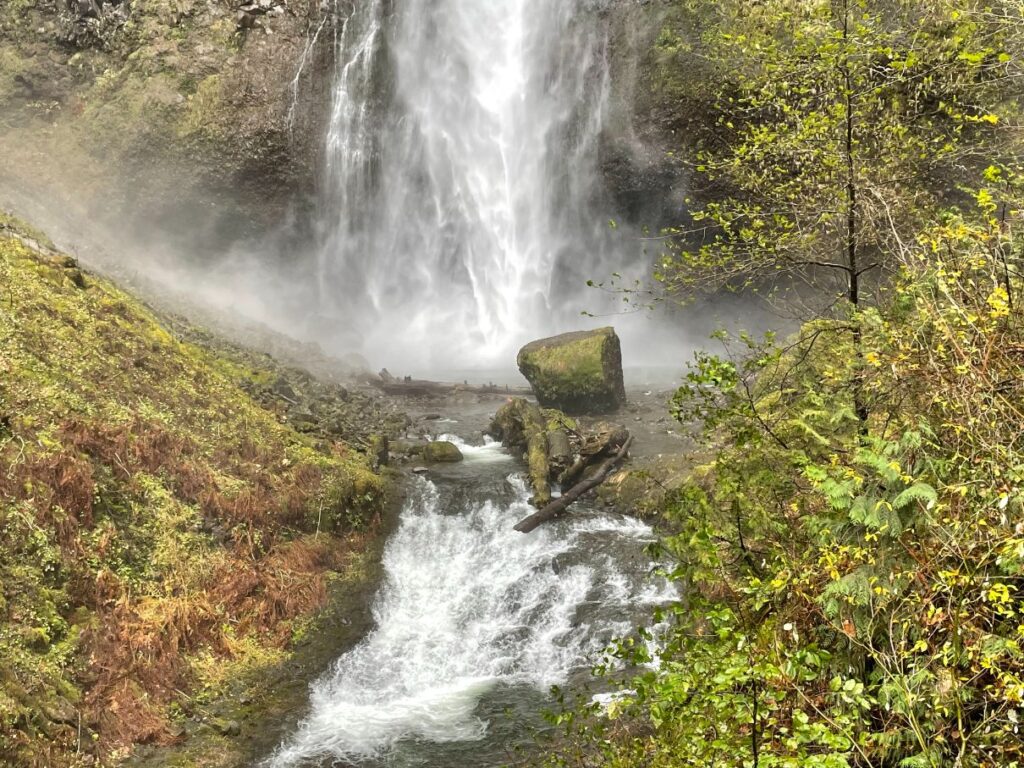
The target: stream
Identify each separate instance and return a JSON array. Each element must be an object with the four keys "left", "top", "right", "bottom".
[{"left": 263, "top": 432, "right": 676, "bottom": 767}]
